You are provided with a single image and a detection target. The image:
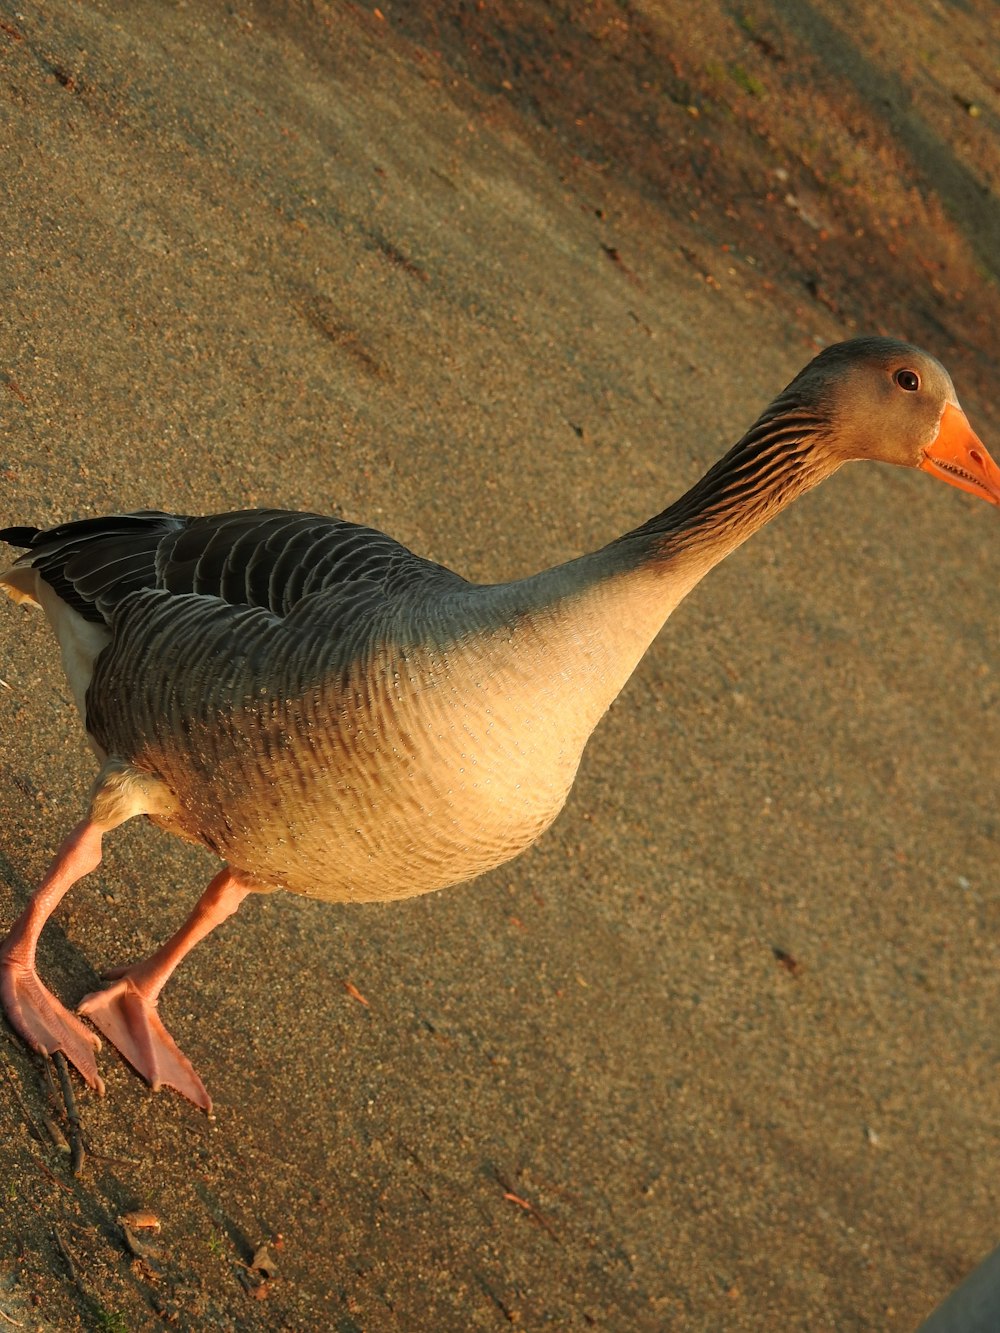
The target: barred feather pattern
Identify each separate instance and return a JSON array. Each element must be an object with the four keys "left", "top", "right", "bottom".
[
  {"left": 85, "top": 573, "right": 624, "bottom": 901},
  {"left": 0, "top": 509, "right": 464, "bottom": 625},
  {"left": 623, "top": 403, "right": 838, "bottom": 563}
]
